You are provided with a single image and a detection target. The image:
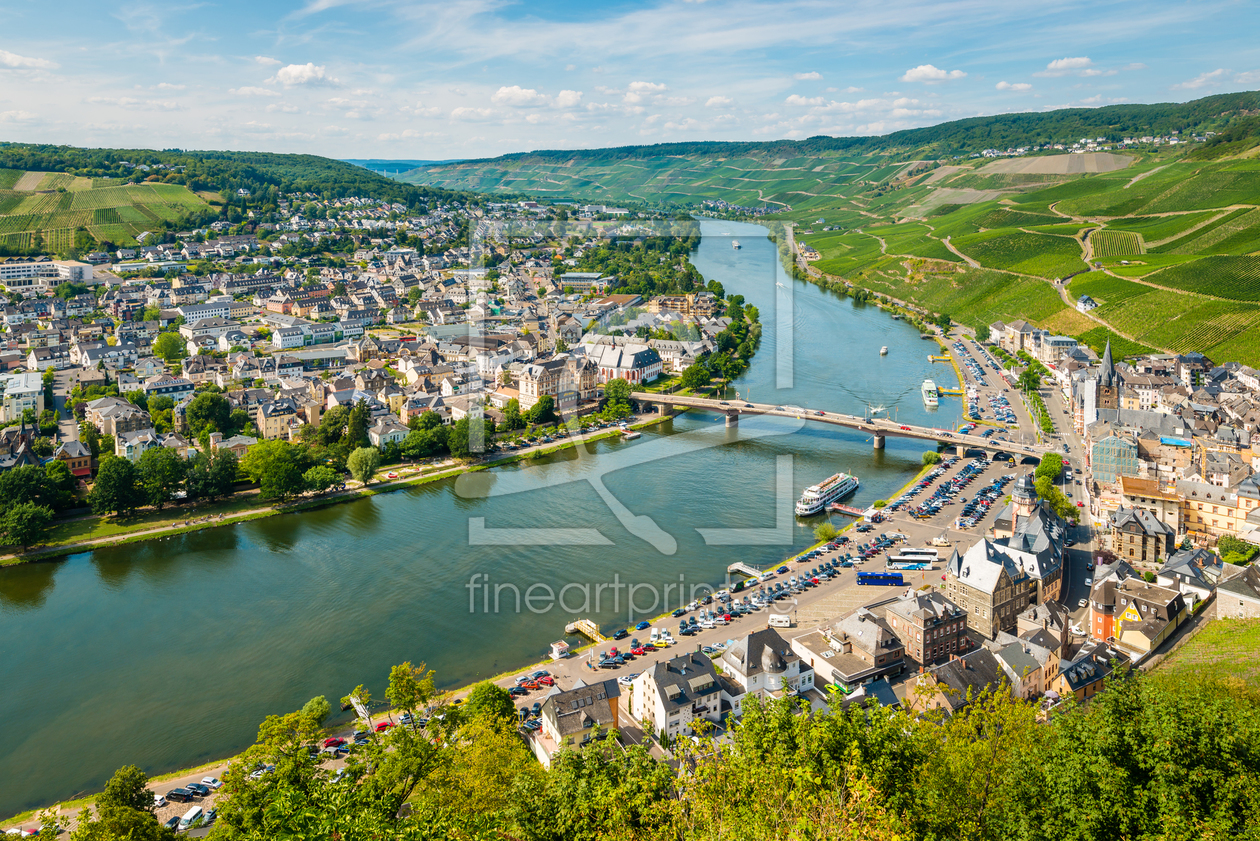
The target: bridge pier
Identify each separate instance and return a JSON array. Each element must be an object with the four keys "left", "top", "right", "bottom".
[
  {"left": 872, "top": 433, "right": 885, "bottom": 450},
  {"left": 957, "top": 444, "right": 967, "bottom": 458},
  {"left": 725, "top": 411, "right": 739, "bottom": 427}
]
